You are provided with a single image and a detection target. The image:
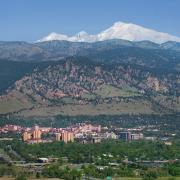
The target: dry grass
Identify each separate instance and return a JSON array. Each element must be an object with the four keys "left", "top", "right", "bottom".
[
  {"left": 0, "top": 90, "right": 33, "bottom": 114},
  {"left": 0, "top": 87, "right": 158, "bottom": 118},
  {"left": 17, "top": 99, "right": 156, "bottom": 118}
]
